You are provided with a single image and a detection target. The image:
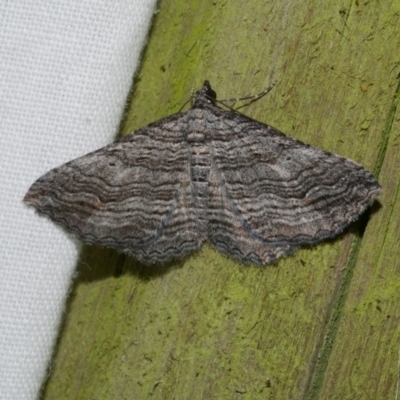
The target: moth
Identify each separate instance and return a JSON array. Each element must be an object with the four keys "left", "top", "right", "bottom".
[{"left": 24, "top": 81, "right": 381, "bottom": 265}]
